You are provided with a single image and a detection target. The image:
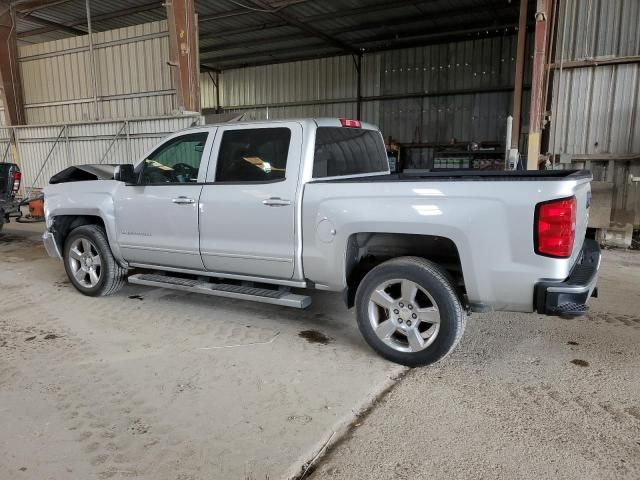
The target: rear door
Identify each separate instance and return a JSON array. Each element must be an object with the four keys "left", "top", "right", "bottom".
[
  {"left": 115, "top": 129, "right": 214, "bottom": 270},
  {"left": 199, "top": 122, "right": 303, "bottom": 279}
]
